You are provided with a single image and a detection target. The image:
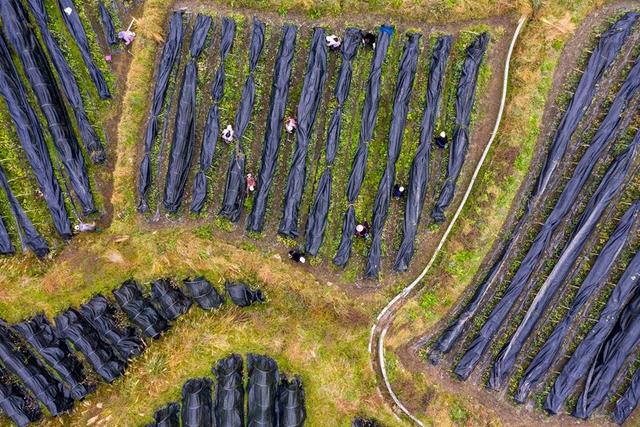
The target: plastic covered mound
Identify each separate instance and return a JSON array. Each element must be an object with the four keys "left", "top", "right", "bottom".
[
  {"left": 181, "top": 377, "right": 213, "bottom": 427},
  {"left": 225, "top": 282, "right": 265, "bottom": 307},
  {"left": 278, "top": 375, "right": 306, "bottom": 427},
  {"left": 98, "top": 1, "right": 117, "bottom": 46},
  {"left": 147, "top": 402, "right": 180, "bottom": 427},
  {"left": 213, "top": 353, "right": 244, "bottom": 427},
  {"left": 113, "top": 279, "right": 169, "bottom": 339},
  {"left": 614, "top": 369, "right": 640, "bottom": 425},
  {"left": 183, "top": 277, "right": 225, "bottom": 310},
  {"left": 151, "top": 278, "right": 192, "bottom": 320},
  {"left": 247, "top": 353, "right": 279, "bottom": 426},
  {"left": 0, "top": 365, "right": 42, "bottom": 426}
]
